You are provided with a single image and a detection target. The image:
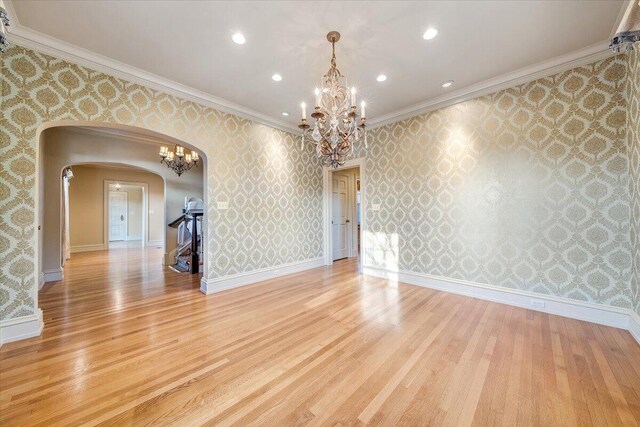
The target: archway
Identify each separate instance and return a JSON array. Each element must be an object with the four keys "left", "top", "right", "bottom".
[{"left": 35, "top": 121, "right": 209, "bottom": 293}]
